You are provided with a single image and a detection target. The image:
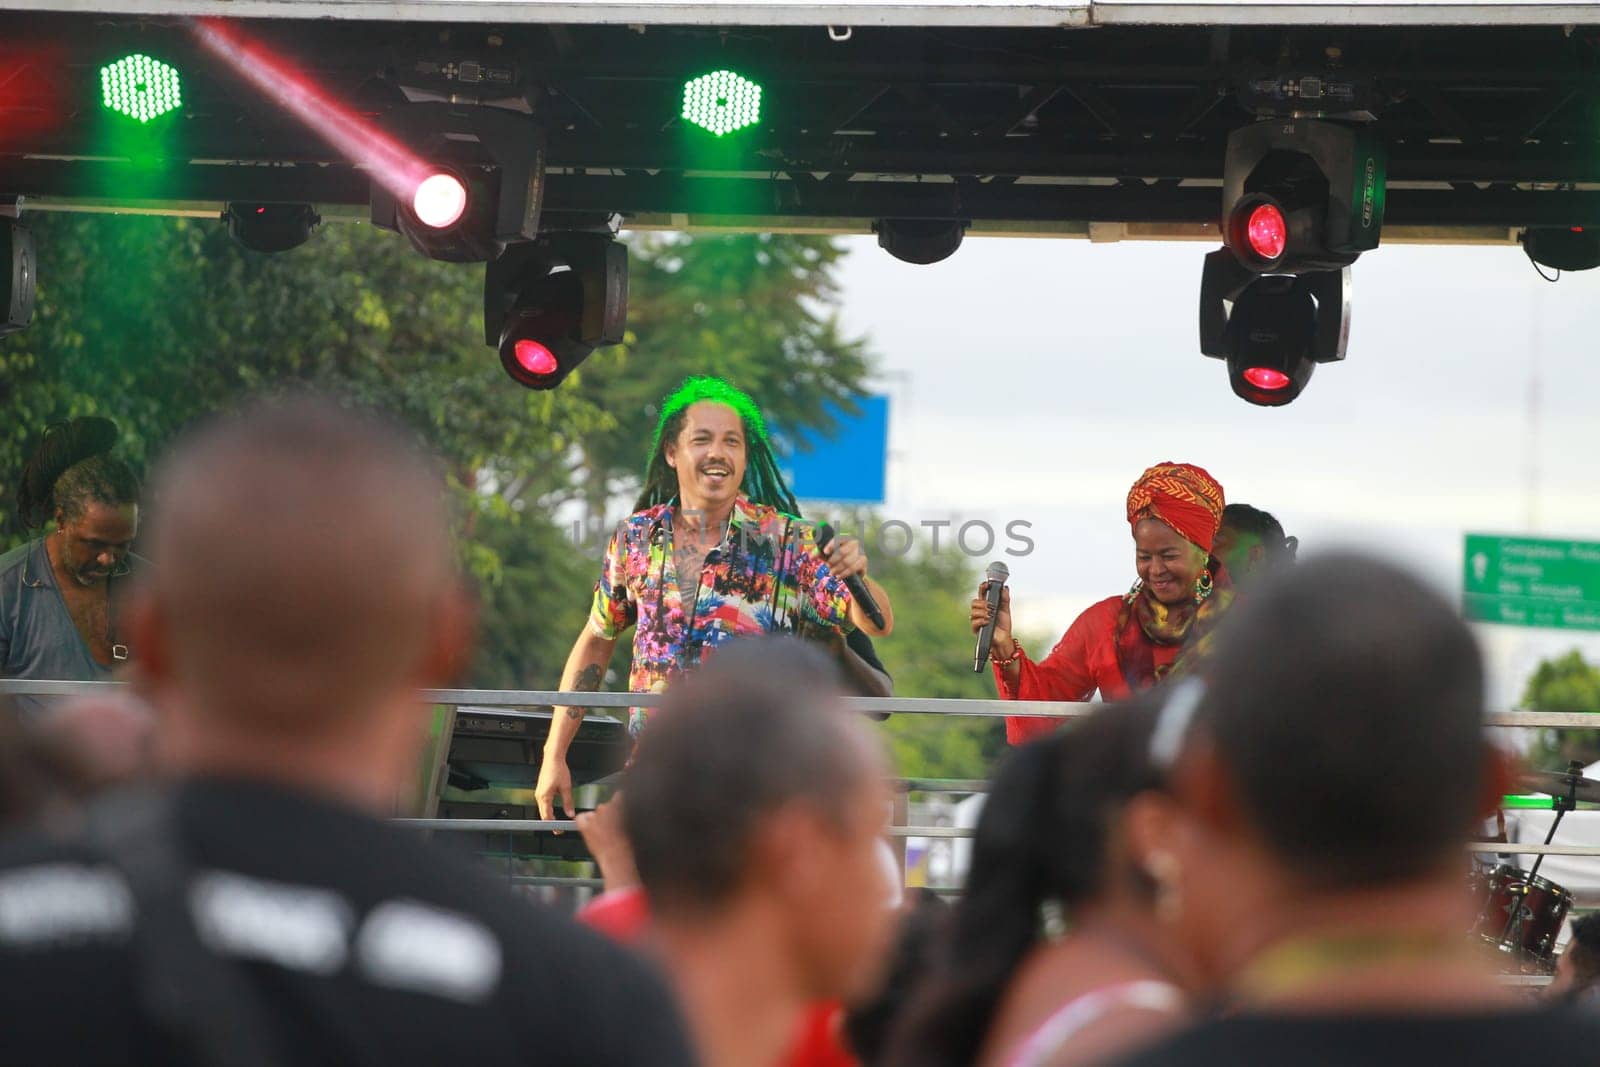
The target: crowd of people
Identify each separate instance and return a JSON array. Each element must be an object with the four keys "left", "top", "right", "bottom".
[{"left": 1, "top": 383, "right": 1598, "bottom": 1066}]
